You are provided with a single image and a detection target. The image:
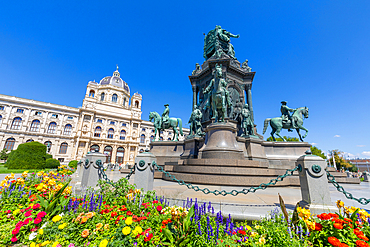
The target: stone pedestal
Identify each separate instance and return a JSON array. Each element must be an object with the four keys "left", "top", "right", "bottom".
[
  {"left": 363, "top": 172, "right": 369, "bottom": 182},
  {"left": 134, "top": 151, "right": 156, "bottom": 192},
  {"left": 181, "top": 137, "right": 204, "bottom": 159},
  {"left": 297, "top": 153, "right": 338, "bottom": 215},
  {"left": 200, "top": 122, "right": 244, "bottom": 159},
  {"left": 80, "top": 151, "right": 106, "bottom": 190},
  {"left": 150, "top": 141, "right": 184, "bottom": 166}
]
